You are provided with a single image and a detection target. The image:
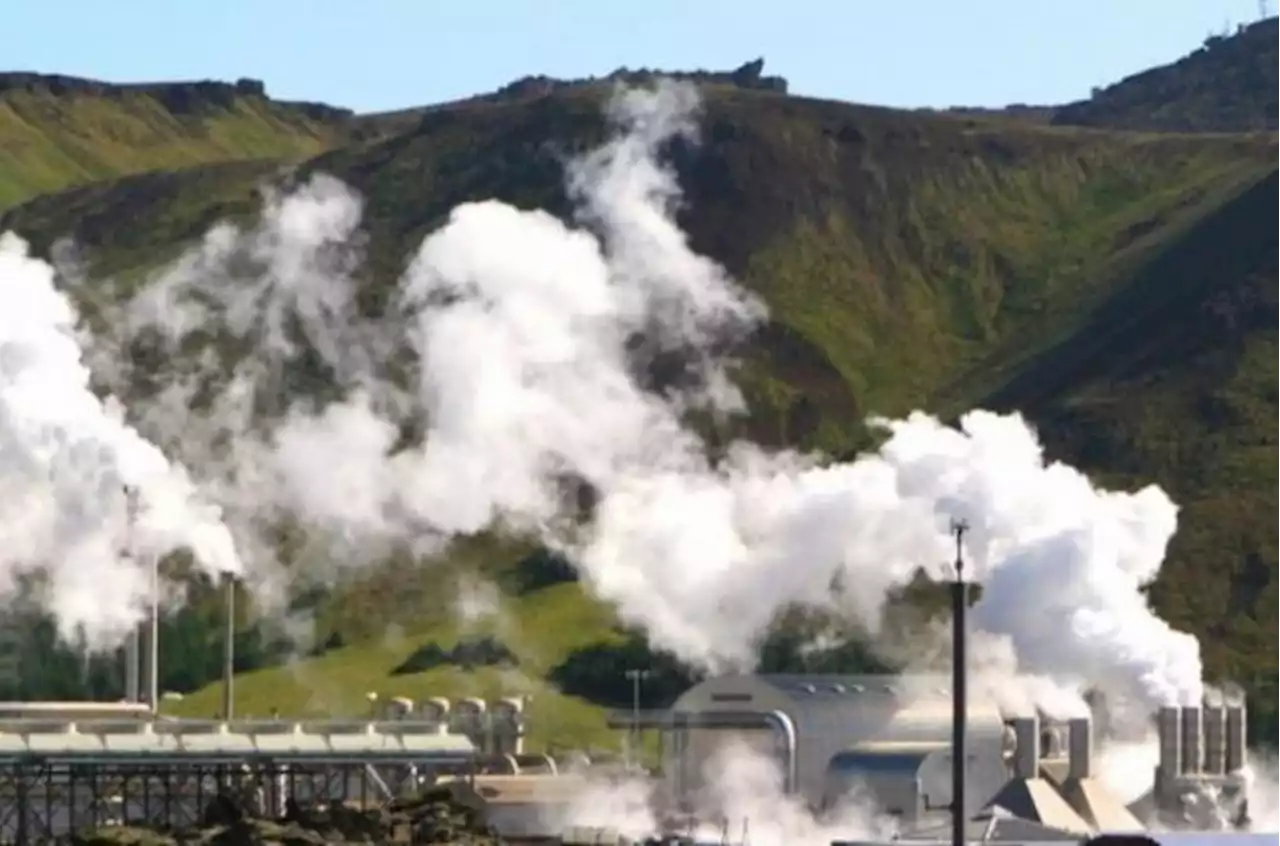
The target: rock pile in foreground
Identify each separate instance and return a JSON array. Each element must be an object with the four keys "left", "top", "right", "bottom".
[{"left": 67, "top": 784, "right": 504, "bottom": 845}]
